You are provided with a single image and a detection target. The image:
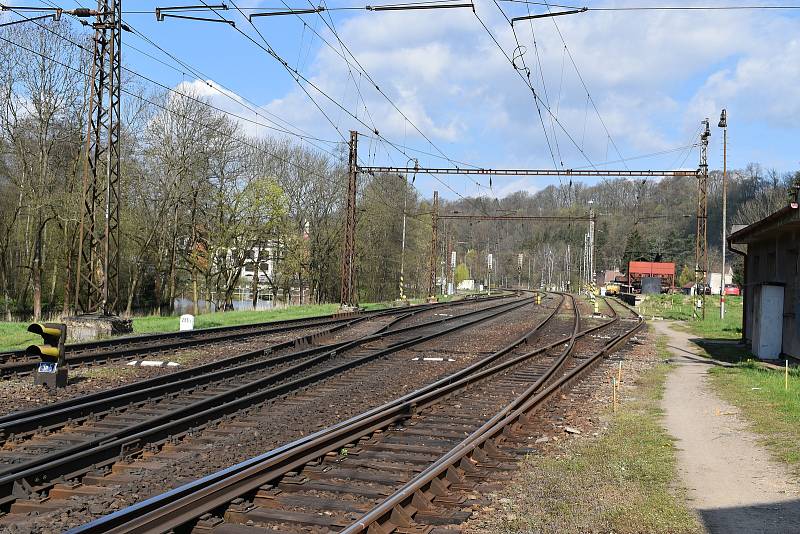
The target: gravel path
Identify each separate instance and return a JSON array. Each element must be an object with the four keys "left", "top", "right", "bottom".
[{"left": 654, "top": 320, "right": 800, "bottom": 534}]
